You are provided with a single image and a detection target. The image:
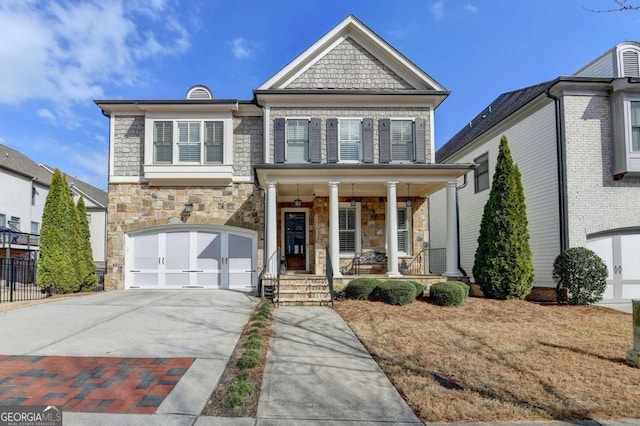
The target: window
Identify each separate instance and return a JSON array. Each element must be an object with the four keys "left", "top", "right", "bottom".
[
  {"left": 8, "top": 217, "right": 20, "bottom": 232},
  {"left": 287, "top": 119, "right": 309, "bottom": 163},
  {"left": 339, "top": 119, "right": 361, "bottom": 161},
  {"left": 631, "top": 102, "right": 640, "bottom": 152},
  {"left": 153, "top": 120, "right": 225, "bottom": 164},
  {"left": 397, "top": 207, "right": 411, "bottom": 255},
  {"left": 154, "top": 121, "right": 173, "bottom": 163},
  {"left": 0, "top": 214, "right": 5, "bottom": 227},
  {"left": 474, "top": 153, "right": 489, "bottom": 193},
  {"left": 86, "top": 214, "right": 91, "bottom": 224},
  {"left": 391, "top": 120, "right": 413, "bottom": 161},
  {"left": 31, "top": 222, "right": 39, "bottom": 235},
  {"left": 32, "top": 186, "right": 36, "bottom": 206},
  {"left": 339, "top": 205, "right": 360, "bottom": 255}
]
